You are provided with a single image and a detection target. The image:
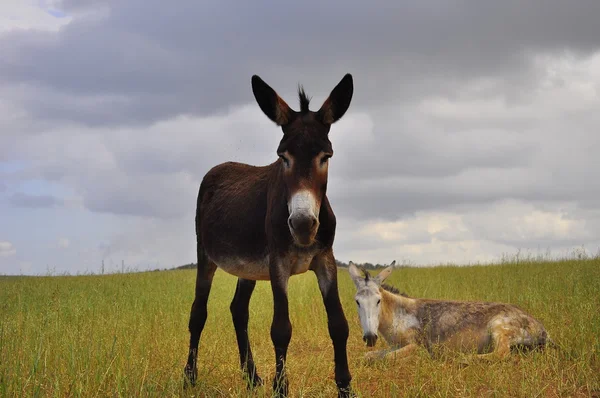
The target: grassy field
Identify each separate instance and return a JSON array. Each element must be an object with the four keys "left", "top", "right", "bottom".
[{"left": 1, "top": 258, "right": 599, "bottom": 397}]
